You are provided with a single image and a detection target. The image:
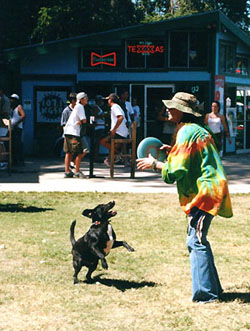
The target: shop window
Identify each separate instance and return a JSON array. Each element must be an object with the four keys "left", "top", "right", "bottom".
[
  {"left": 235, "top": 56, "right": 249, "bottom": 76},
  {"left": 169, "top": 31, "right": 208, "bottom": 68},
  {"left": 169, "top": 32, "right": 188, "bottom": 67},
  {"left": 126, "top": 40, "right": 165, "bottom": 69},
  {"left": 219, "top": 41, "right": 236, "bottom": 74},
  {"left": 80, "top": 48, "right": 121, "bottom": 70},
  {"left": 189, "top": 32, "right": 208, "bottom": 67}
]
